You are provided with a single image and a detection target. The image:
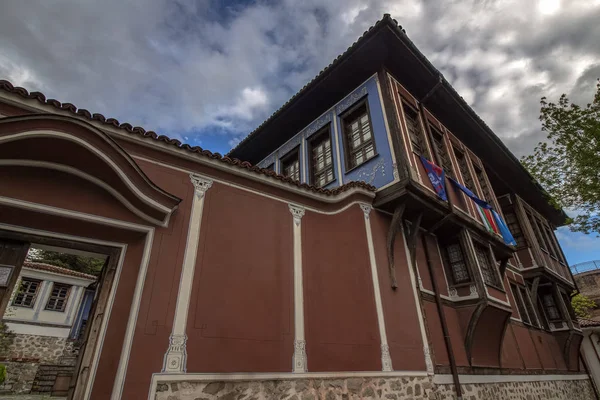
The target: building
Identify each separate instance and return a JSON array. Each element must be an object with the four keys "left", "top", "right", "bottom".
[
  {"left": 573, "top": 261, "right": 600, "bottom": 320},
  {"left": 0, "top": 14, "right": 593, "bottom": 400},
  {"left": 579, "top": 318, "right": 600, "bottom": 395},
  {"left": 1, "top": 261, "right": 96, "bottom": 394}
]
